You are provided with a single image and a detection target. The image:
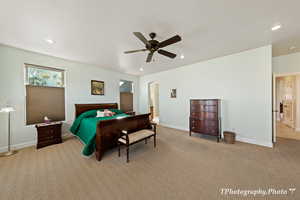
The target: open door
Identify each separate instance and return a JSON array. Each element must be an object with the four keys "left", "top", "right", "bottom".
[
  {"left": 148, "top": 82, "right": 159, "bottom": 123},
  {"left": 272, "top": 74, "right": 277, "bottom": 143}
]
